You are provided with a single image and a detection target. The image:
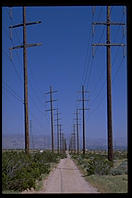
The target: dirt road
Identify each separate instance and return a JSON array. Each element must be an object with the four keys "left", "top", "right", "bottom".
[{"left": 22, "top": 152, "right": 99, "bottom": 193}]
